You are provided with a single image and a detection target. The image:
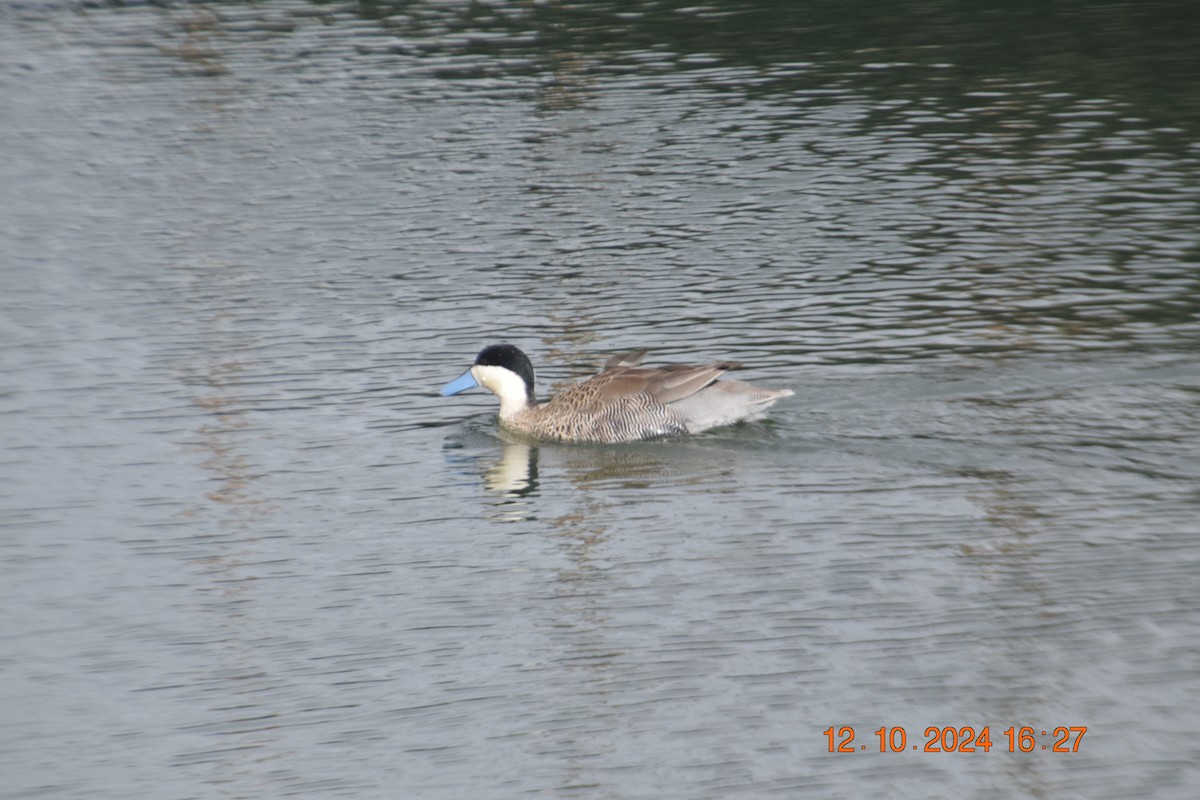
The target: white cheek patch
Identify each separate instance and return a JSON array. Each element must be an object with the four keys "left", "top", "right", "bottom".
[{"left": 472, "top": 364, "right": 531, "bottom": 417}]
